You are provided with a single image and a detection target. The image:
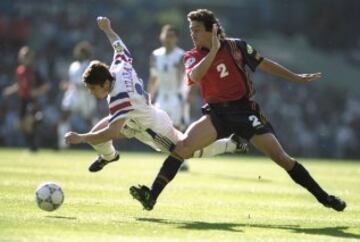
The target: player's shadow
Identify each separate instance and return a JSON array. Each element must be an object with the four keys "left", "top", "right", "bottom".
[
  {"left": 46, "top": 215, "right": 77, "bottom": 220},
  {"left": 136, "top": 217, "right": 360, "bottom": 239},
  {"left": 137, "top": 217, "right": 242, "bottom": 232}
]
